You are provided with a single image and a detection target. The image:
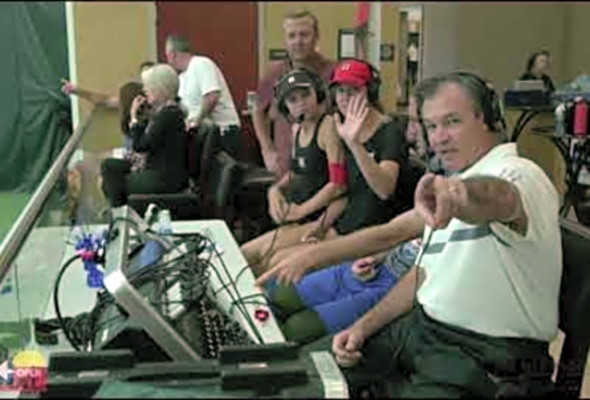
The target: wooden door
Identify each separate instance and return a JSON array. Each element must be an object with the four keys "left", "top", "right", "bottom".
[
  {"left": 156, "top": 1, "right": 261, "bottom": 163},
  {"left": 155, "top": 1, "right": 258, "bottom": 111}
]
